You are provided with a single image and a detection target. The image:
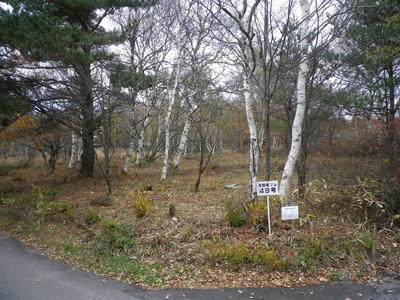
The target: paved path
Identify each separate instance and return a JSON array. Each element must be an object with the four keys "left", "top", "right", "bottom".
[{"left": 1, "top": 233, "right": 399, "bottom": 300}]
